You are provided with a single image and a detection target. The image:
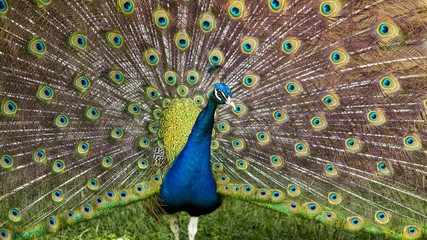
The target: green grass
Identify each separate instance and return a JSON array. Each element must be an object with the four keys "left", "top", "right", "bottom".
[{"left": 40, "top": 199, "right": 385, "bottom": 240}]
